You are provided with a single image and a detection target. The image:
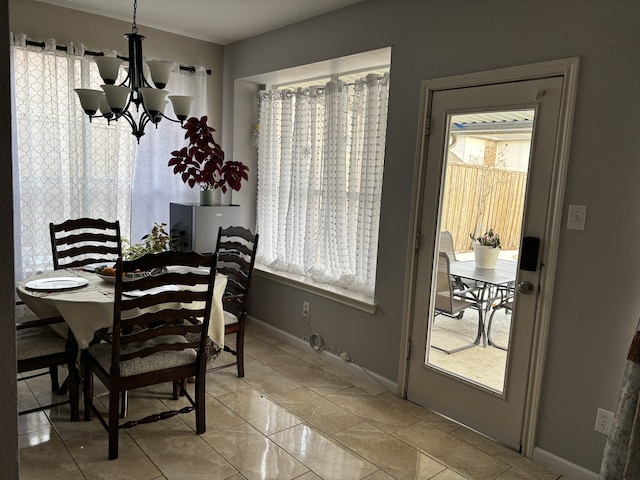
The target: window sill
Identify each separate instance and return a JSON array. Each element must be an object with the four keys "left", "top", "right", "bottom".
[{"left": 254, "top": 264, "right": 378, "bottom": 315}]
